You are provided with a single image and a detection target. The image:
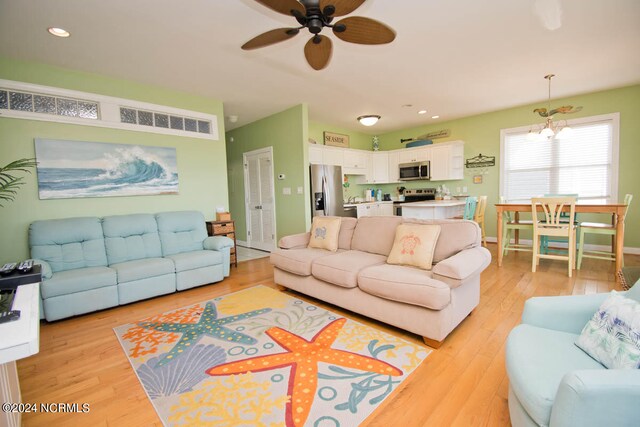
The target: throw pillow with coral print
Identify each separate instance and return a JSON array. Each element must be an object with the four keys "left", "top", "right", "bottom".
[{"left": 387, "top": 224, "right": 441, "bottom": 270}]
